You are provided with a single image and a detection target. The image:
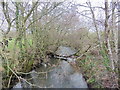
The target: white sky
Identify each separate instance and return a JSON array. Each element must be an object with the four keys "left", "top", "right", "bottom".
[{"left": 0, "top": 0, "right": 118, "bottom": 33}]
